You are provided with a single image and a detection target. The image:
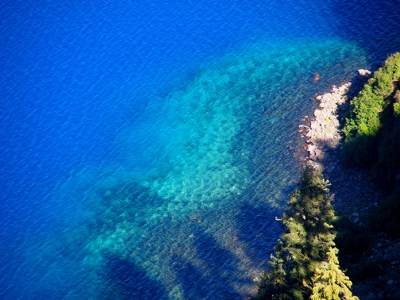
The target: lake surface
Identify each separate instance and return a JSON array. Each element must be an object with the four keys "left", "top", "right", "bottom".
[{"left": 1, "top": 0, "right": 400, "bottom": 299}]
